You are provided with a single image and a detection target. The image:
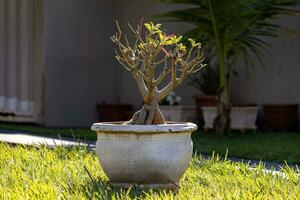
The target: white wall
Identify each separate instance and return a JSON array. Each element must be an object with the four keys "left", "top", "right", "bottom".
[
  {"left": 43, "top": 0, "right": 300, "bottom": 127},
  {"left": 44, "top": 0, "right": 117, "bottom": 126},
  {"left": 232, "top": 16, "right": 300, "bottom": 105}
]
